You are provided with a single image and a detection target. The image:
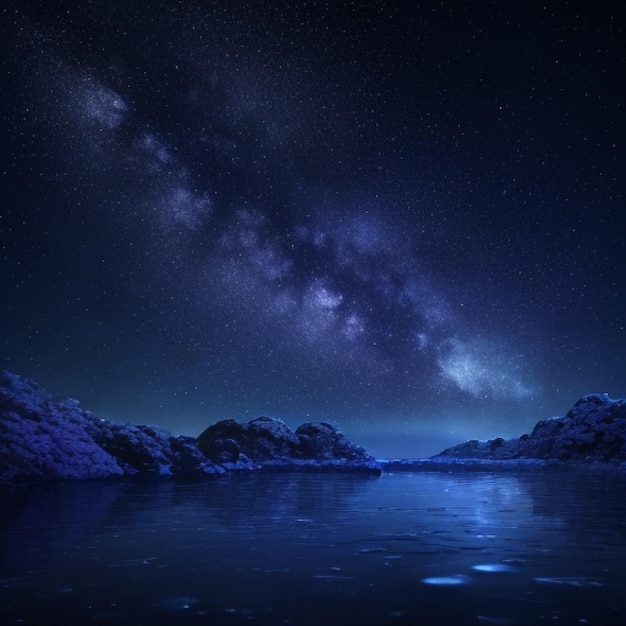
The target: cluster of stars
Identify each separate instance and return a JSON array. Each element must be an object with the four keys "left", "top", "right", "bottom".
[{"left": 1, "top": 0, "right": 623, "bottom": 457}]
